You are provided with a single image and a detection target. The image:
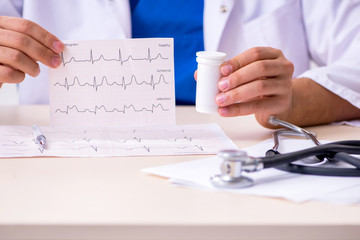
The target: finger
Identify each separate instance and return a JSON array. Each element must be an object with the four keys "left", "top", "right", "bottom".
[
  {"left": 0, "top": 64, "right": 26, "bottom": 84},
  {"left": 220, "top": 47, "right": 282, "bottom": 76},
  {"left": 0, "top": 28, "right": 61, "bottom": 68},
  {"left": 0, "top": 16, "right": 64, "bottom": 54},
  {"left": 194, "top": 70, "right": 197, "bottom": 81},
  {"left": 220, "top": 62, "right": 233, "bottom": 76},
  {"left": 218, "top": 59, "right": 286, "bottom": 91},
  {"left": 218, "top": 95, "right": 289, "bottom": 117},
  {"left": 0, "top": 46, "right": 40, "bottom": 77},
  {"left": 216, "top": 78, "right": 290, "bottom": 107}
]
